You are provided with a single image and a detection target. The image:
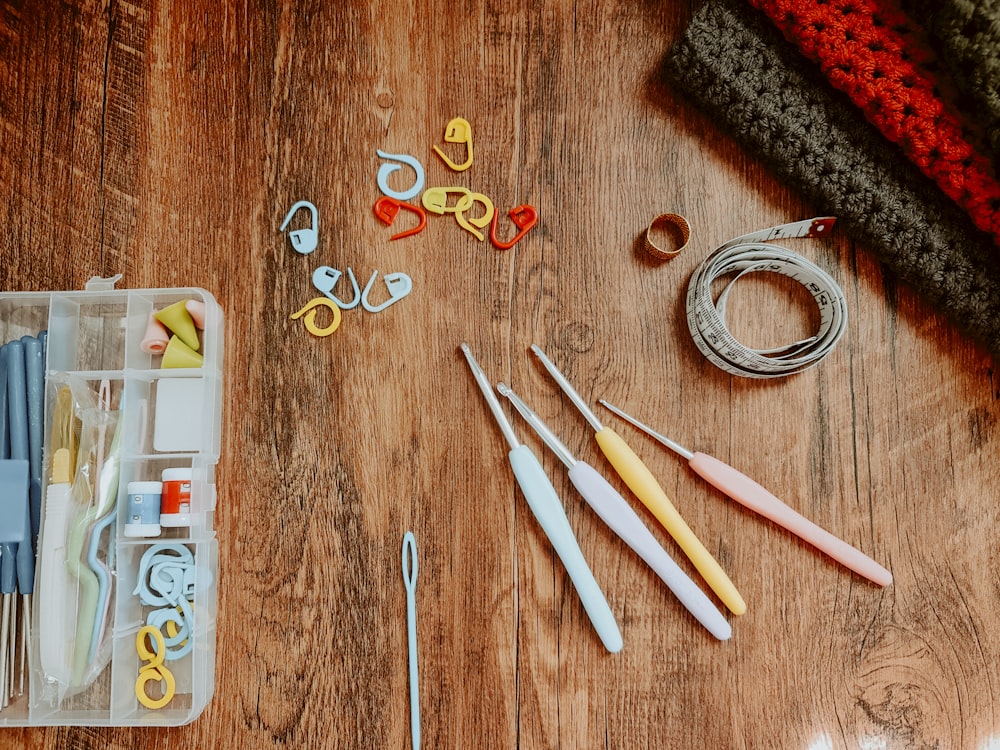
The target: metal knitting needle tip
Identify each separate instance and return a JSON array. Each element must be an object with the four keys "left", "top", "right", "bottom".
[
  {"left": 7, "top": 594, "right": 15, "bottom": 700},
  {"left": 0, "top": 594, "right": 9, "bottom": 708},
  {"left": 19, "top": 594, "right": 29, "bottom": 696},
  {"left": 496, "top": 382, "right": 577, "bottom": 470},
  {"left": 460, "top": 344, "right": 520, "bottom": 451},
  {"left": 529, "top": 345, "right": 604, "bottom": 432},
  {"left": 598, "top": 400, "right": 695, "bottom": 461}
]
